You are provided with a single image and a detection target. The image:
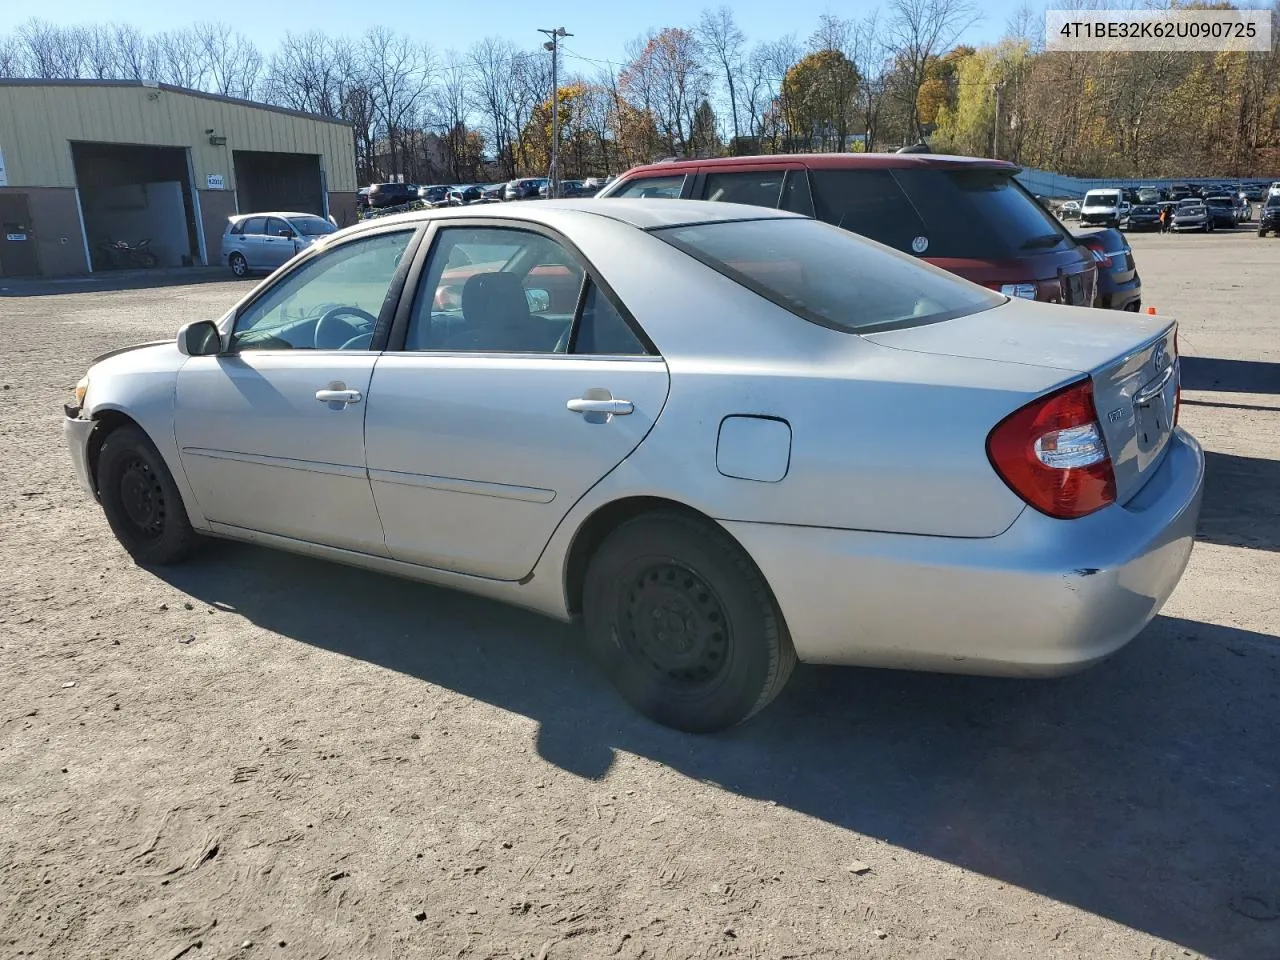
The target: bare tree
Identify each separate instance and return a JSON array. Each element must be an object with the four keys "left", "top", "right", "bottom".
[
  {"left": 15, "top": 19, "right": 85, "bottom": 78},
  {"left": 362, "top": 27, "right": 434, "bottom": 179},
  {"left": 154, "top": 28, "right": 208, "bottom": 89},
  {"left": 434, "top": 51, "right": 472, "bottom": 181},
  {"left": 469, "top": 37, "right": 520, "bottom": 178},
  {"left": 193, "top": 22, "right": 262, "bottom": 98},
  {"left": 698, "top": 6, "right": 746, "bottom": 146},
  {"left": 884, "top": 0, "right": 980, "bottom": 141},
  {"left": 0, "top": 35, "right": 25, "bottom": 77}
]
